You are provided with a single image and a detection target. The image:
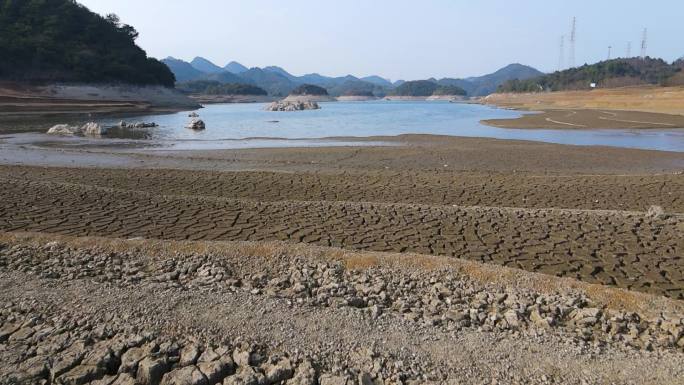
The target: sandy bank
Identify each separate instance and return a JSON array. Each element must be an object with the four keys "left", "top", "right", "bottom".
[
  {"left": 335, "top": 95, "right": 379, "bottom": 101},
  {"left": 0, "top": 82, "right": 200, "bottom": 117},
  {"left": 189, "top": 94, "right": 278, "bottom": 104},
  {"left": 383, "top": 95, "right": 465, "bottom": 101},
  {"left": 481, "top": 86, "right": 684, "bottom": 129},
  {"left": 283, "top": 94, "right": 336, "bottom": 103}
]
